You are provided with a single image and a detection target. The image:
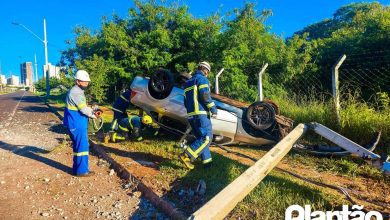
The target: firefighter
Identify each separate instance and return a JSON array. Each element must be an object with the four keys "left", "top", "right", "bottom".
[
  {"left": 111, "top": 115, "right": 153, "bottom": 142},
  {"left": 110, "top": 89, "right": 133, "bottom": 132},
  {"left": 180, "top": 61, "right": 217, "bottom": 169},
  {"left": 63, "top": 70, "right": 97, "bottom": 177}
]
